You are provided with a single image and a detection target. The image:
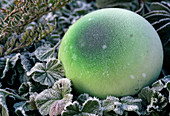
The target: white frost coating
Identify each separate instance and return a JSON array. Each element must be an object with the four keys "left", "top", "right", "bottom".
[
  {"left": 102, "top": 45, "right": 107, "bottom": 50},
  {"left": 130, "top": 75, "right": 135, "bottom": 79},
  {"left": 80, "top": 42, "right": 85, "bottom": 47},
  {"left": 70, "top": 46, "right": 73, "bottom": 49},
  {"left": 103, "top": 71, "right": 110, "bottom": 78},
  {"left": 72, "top": 54, "right": 77, "bottom": 60},
  {"left": 88, "top": 18, "right": 92, "bottom": 21},
  {"left": 142, "top": 73, "right": 146, "bottom": 78}
]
